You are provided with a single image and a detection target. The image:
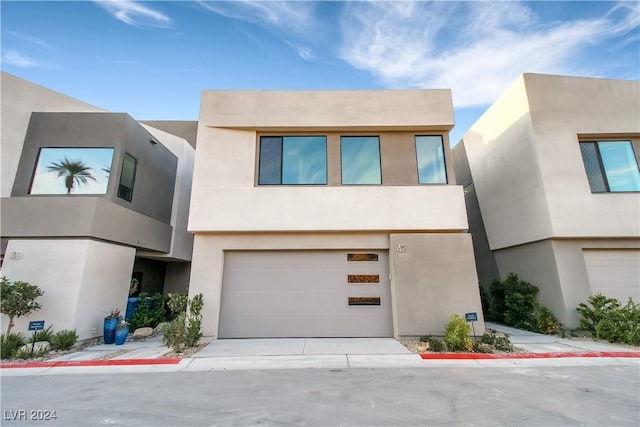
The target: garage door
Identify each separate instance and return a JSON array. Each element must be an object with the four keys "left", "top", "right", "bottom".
[
  {"left": 219, "top": 250, "right": 393, "bottom": 338},
  {"left": 583, "top": 249, "right": 640, "bottom": 302}
]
